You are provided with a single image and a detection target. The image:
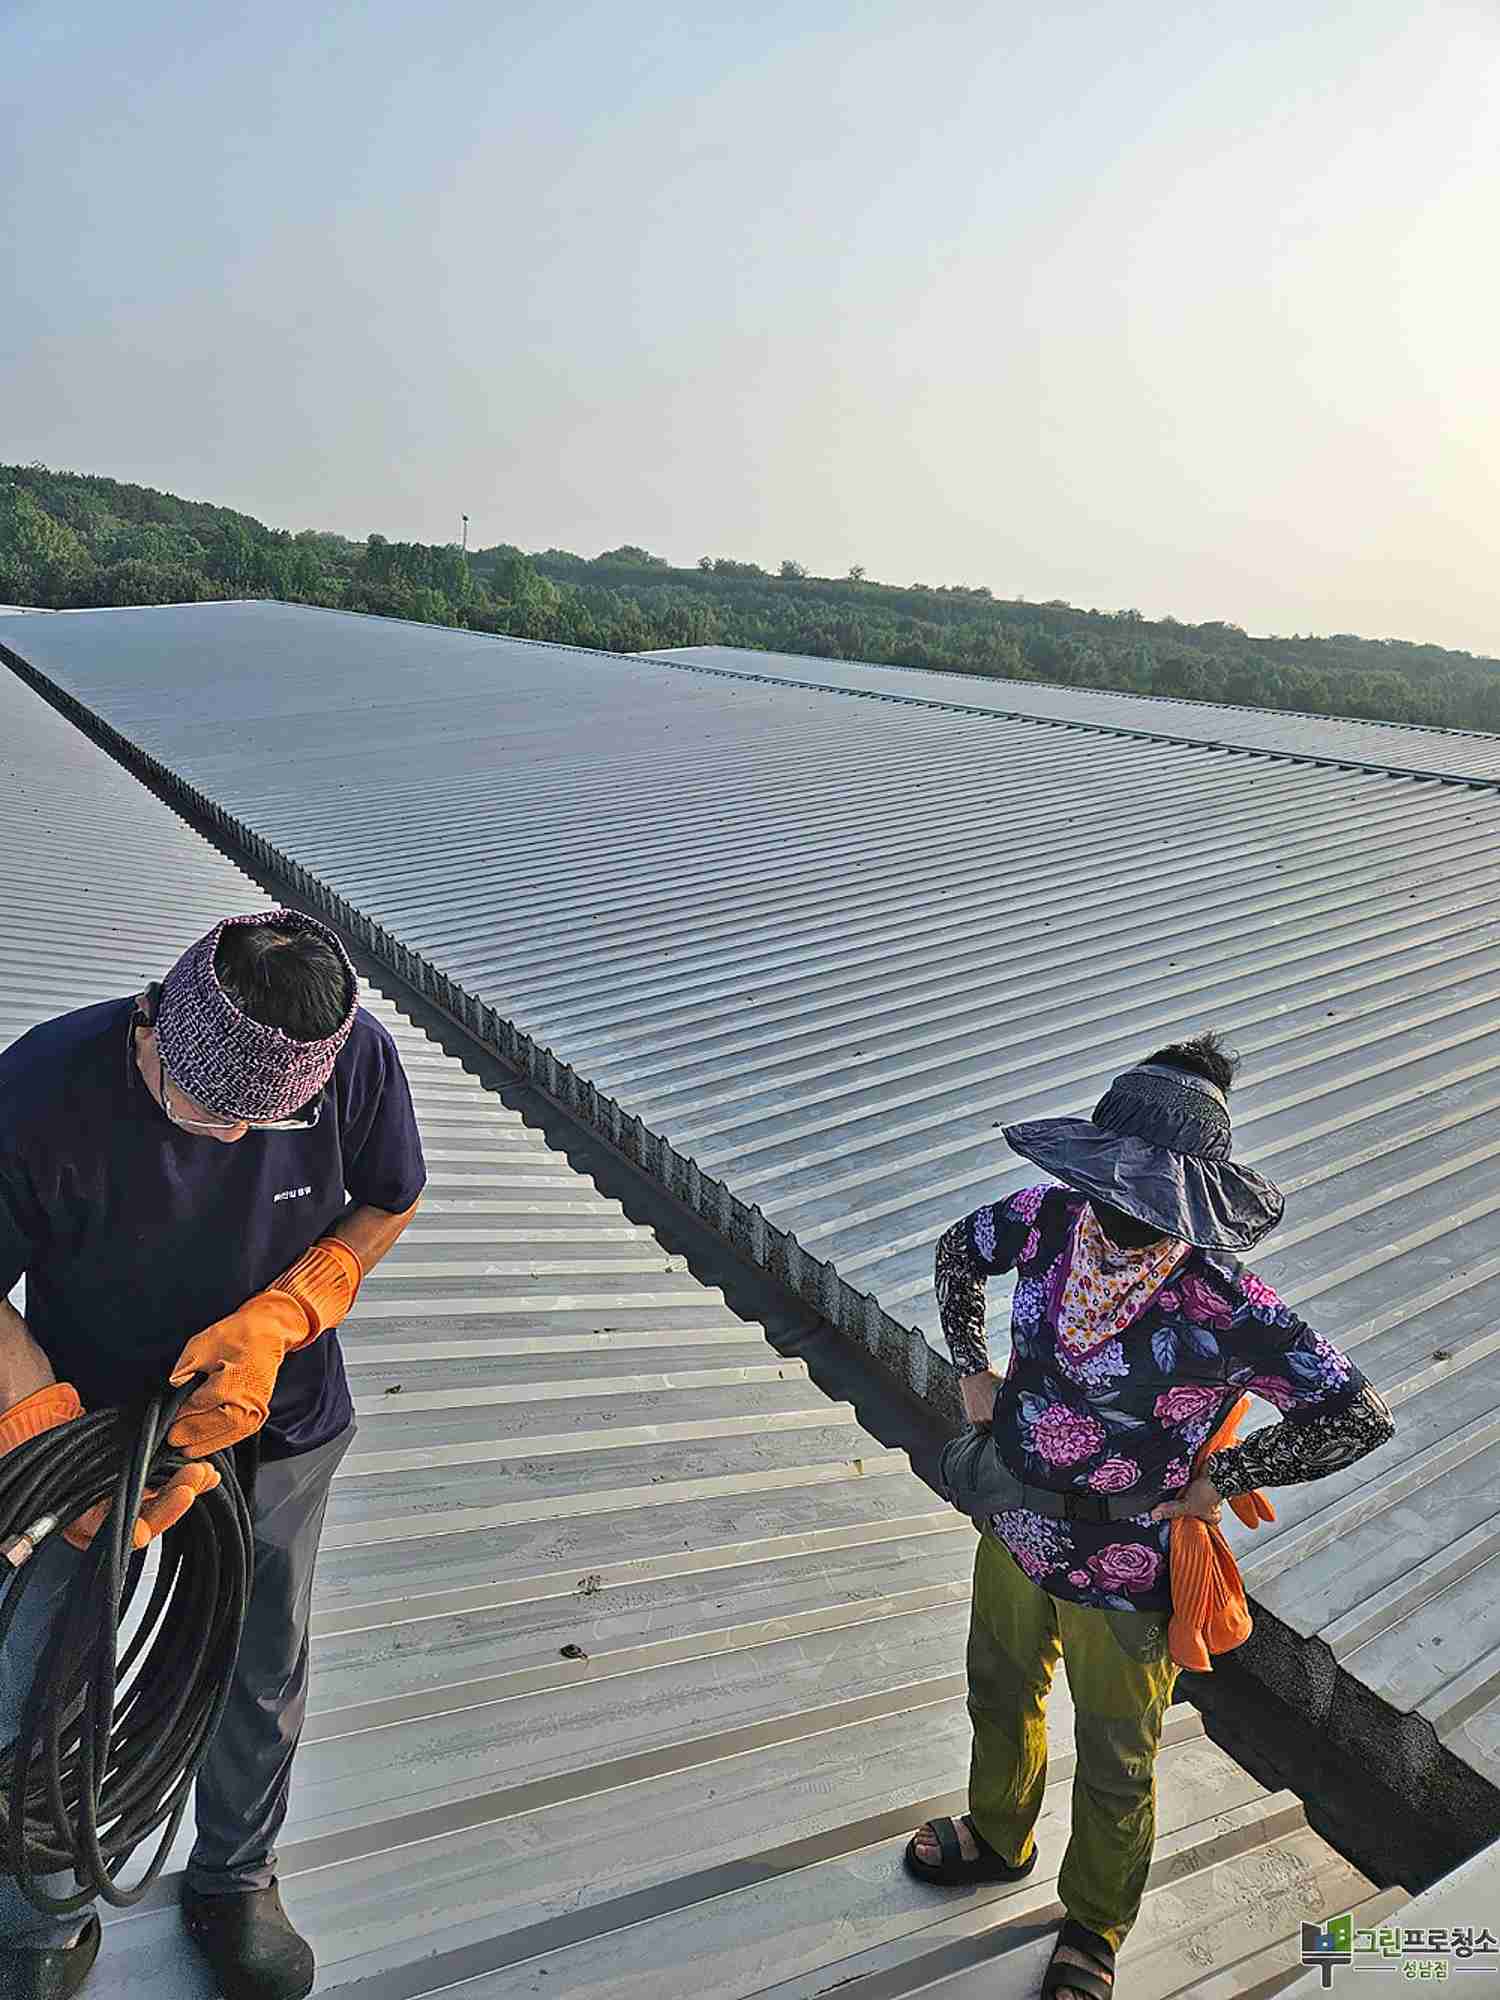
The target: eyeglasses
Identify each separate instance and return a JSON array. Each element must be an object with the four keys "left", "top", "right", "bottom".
[
  {"left": 129, "top": 1013, "right": 323, "bottom": 1134},
  {"left": 160, "top": 1061, "right": 323, "bottom": 1133}
]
